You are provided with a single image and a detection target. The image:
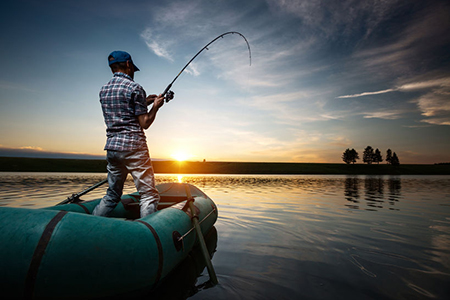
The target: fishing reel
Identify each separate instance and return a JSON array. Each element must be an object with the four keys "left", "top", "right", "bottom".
[{"left": 165, "top": 90, "right": 175, "bottom": 103}]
